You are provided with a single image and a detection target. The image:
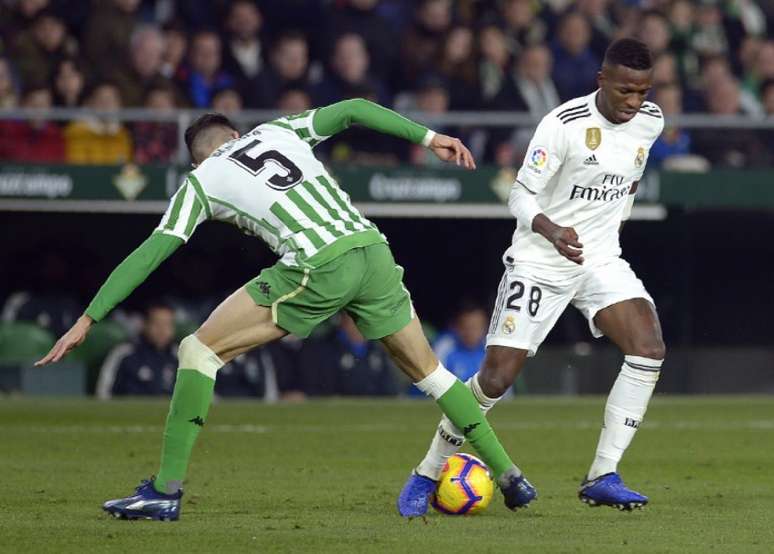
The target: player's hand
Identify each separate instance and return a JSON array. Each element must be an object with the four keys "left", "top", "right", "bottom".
[
  {"left": 428, "top": 134, "right": 477, "bottom": 170},
  {"left": 35, "top": 315, "right": 93, "bottom": 367},
  {"left": 548, "top": 226, "right": 584, "bottom": 265}
]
